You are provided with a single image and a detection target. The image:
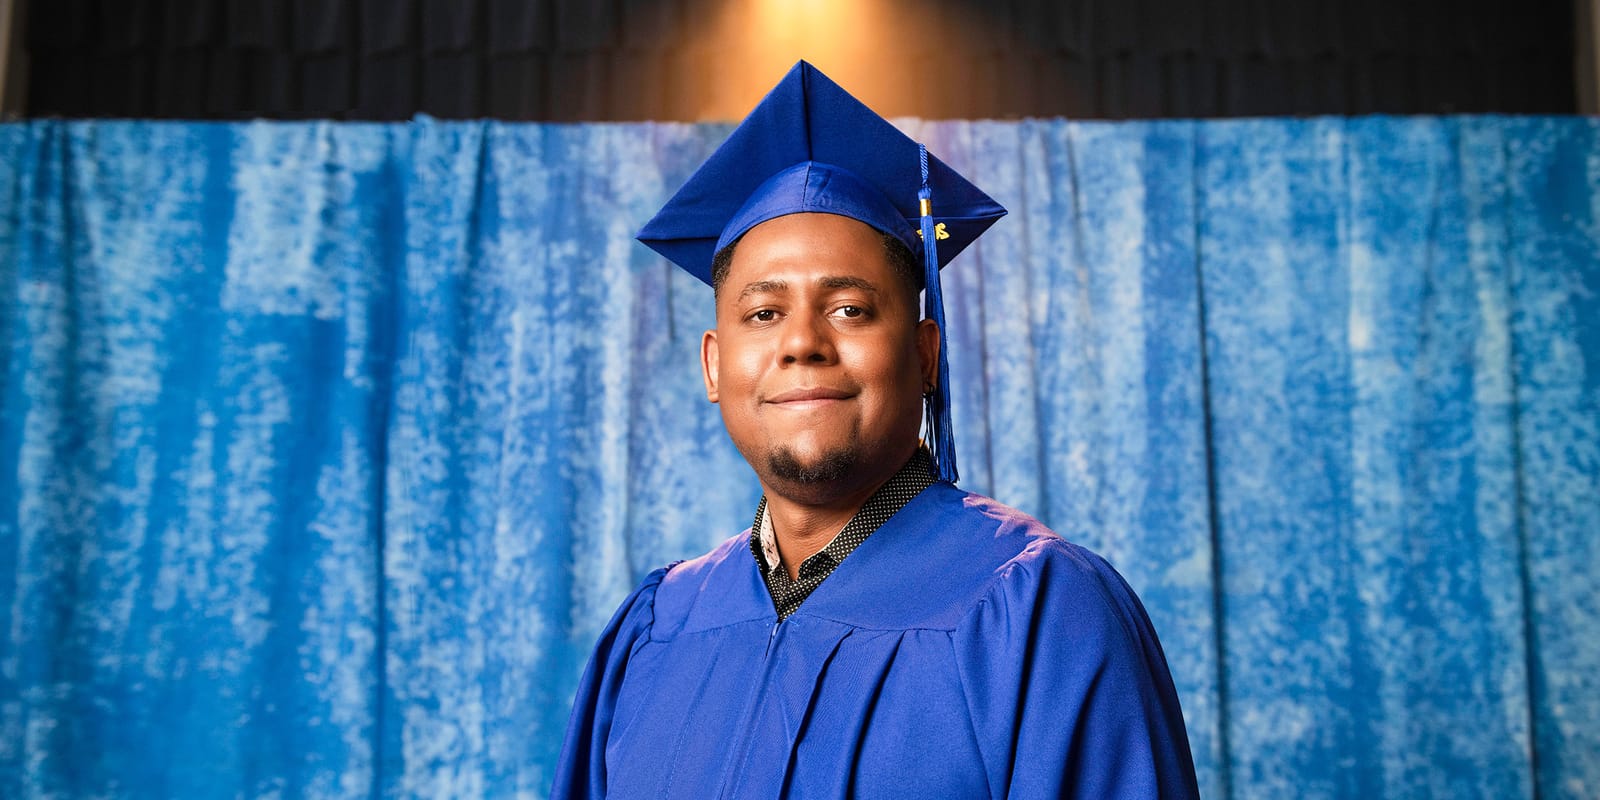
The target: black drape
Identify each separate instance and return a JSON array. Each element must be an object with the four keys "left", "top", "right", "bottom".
[{"left": 23, "top": 0, "right": 1578, "bottom": 120}]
